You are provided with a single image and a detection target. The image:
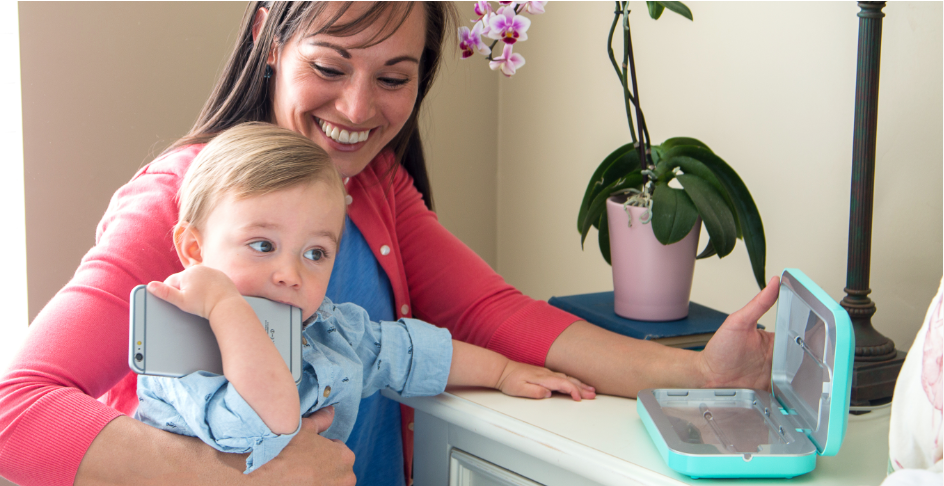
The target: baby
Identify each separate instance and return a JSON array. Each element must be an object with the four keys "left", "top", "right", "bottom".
[{"left": 134, "top": 122, "right": 594, "bottom": 473}]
